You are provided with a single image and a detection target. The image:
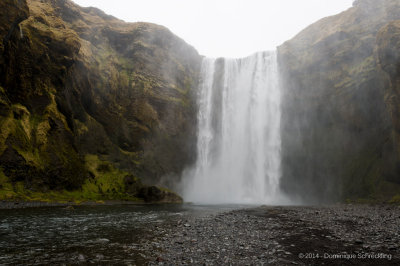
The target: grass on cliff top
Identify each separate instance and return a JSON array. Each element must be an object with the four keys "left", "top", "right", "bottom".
[{"left": 0, "top": 155, "right": 143, "bottom": 204}]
